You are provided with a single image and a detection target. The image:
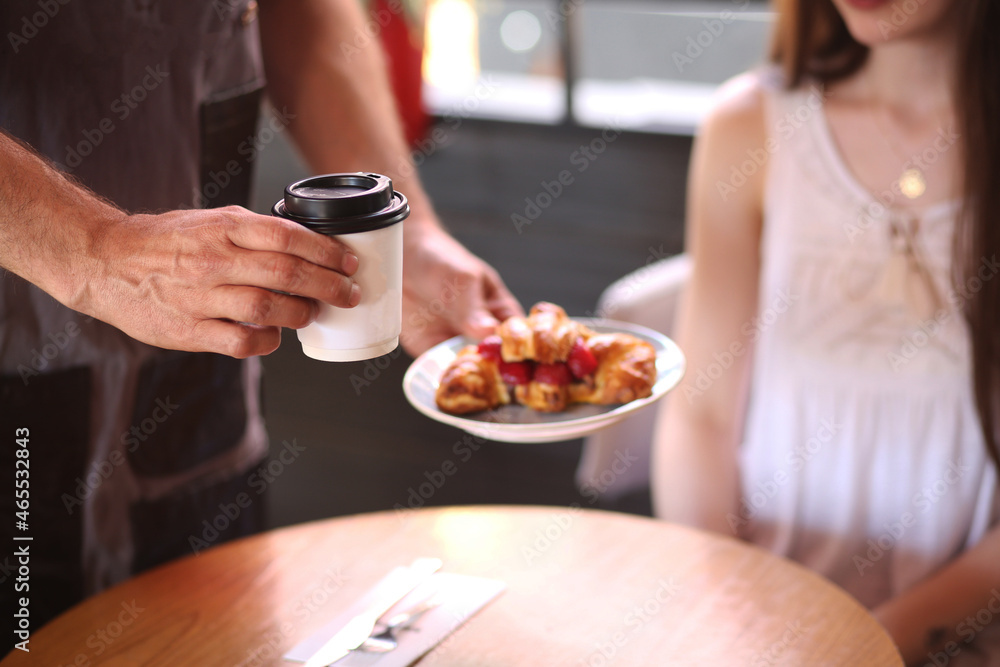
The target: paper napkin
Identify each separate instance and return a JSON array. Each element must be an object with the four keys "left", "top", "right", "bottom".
[{"left": 284, "top": 569, "right": 505, "bottom": 666}]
